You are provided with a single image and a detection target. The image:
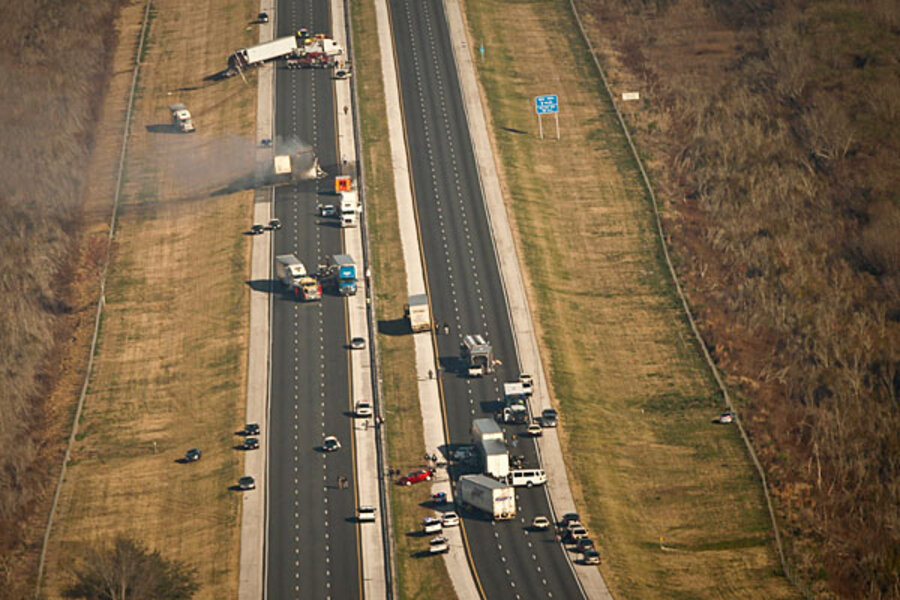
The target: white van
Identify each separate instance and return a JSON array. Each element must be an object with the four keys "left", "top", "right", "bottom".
[{"left": 509, "top": 469, "right": 547, "bottom": 488}]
